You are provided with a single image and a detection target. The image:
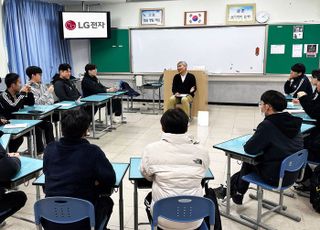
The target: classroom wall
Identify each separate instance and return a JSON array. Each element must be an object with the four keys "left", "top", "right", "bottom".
[{"left": 52, "top": 1, "right": 320, "bottom": 103}]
